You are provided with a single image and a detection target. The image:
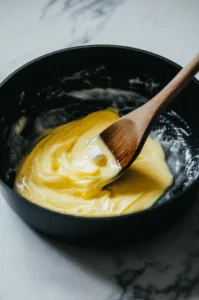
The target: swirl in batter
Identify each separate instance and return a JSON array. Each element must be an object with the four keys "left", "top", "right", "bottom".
[{"left": 15, "top": 109, "right": 173, "bottom": 216}]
